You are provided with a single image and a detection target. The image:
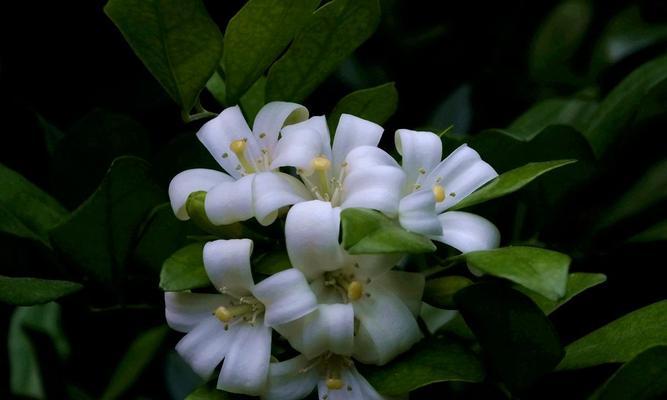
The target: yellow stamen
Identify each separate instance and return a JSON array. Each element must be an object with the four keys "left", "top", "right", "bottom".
[
  {"left": 312, "top": 156, "right": 331, "bottom": 171},
  {"left": 433, "top": 184, "right": 446, "bottom": 203},
  {"left": 229, "top": 139, "right": 255, "bottom": 173},
  {"left": 347, "top": 280, "right": 363, "bottom": 301},
  {"left": 326, "top": 378, "right": 344, "bottom": 390},
  {"left": 214, "top": 304, "right": 253, "bottom": 322},
  {"left": 311, "top": 156, "right": 331, "bottom": 197}
]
